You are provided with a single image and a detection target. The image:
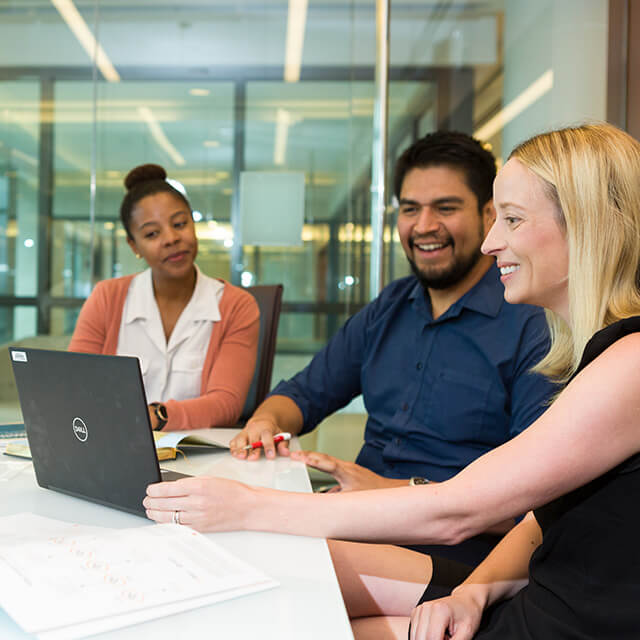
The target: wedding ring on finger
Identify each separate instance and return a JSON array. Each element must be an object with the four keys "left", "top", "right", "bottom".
[{"left": 172, "top": 510, "right": 181, "bottom": 525}]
